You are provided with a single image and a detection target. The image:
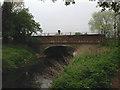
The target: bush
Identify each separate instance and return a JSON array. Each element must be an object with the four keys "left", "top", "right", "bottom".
[
  {"left": 50, "top": 47, "right": 119, "bottom": 88},
  {"left": 26, "top": 37, "right": 42, "bottom": 52},
  {"left": 99, "top": 40, "right": 119, "bottom": 48},
  {"left": 2, "top": 44, "right": 35, "bottom": 71}
]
